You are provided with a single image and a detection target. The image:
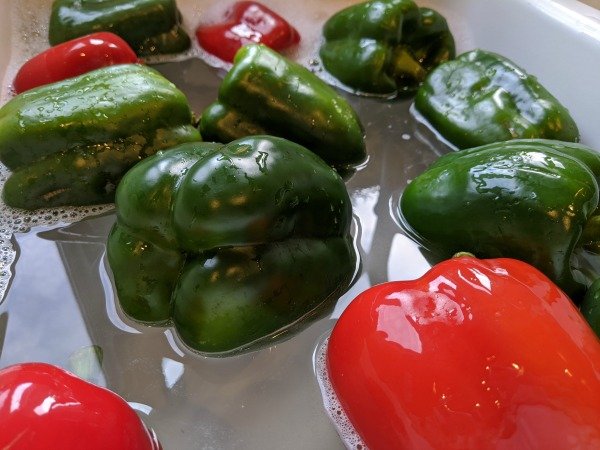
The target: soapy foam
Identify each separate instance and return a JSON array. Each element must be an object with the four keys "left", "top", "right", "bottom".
[
  {"left": 0, "top": 163, "right": 113, "bottom": 302},
  {"left": 314, "top": 338, "right": 368, "bottom": 450}
]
